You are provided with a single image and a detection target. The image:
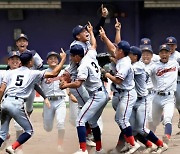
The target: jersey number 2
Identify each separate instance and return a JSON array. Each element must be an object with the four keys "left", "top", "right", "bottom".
[{"left": 15, "top": 75, "right": 24, "bottom": 86}]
